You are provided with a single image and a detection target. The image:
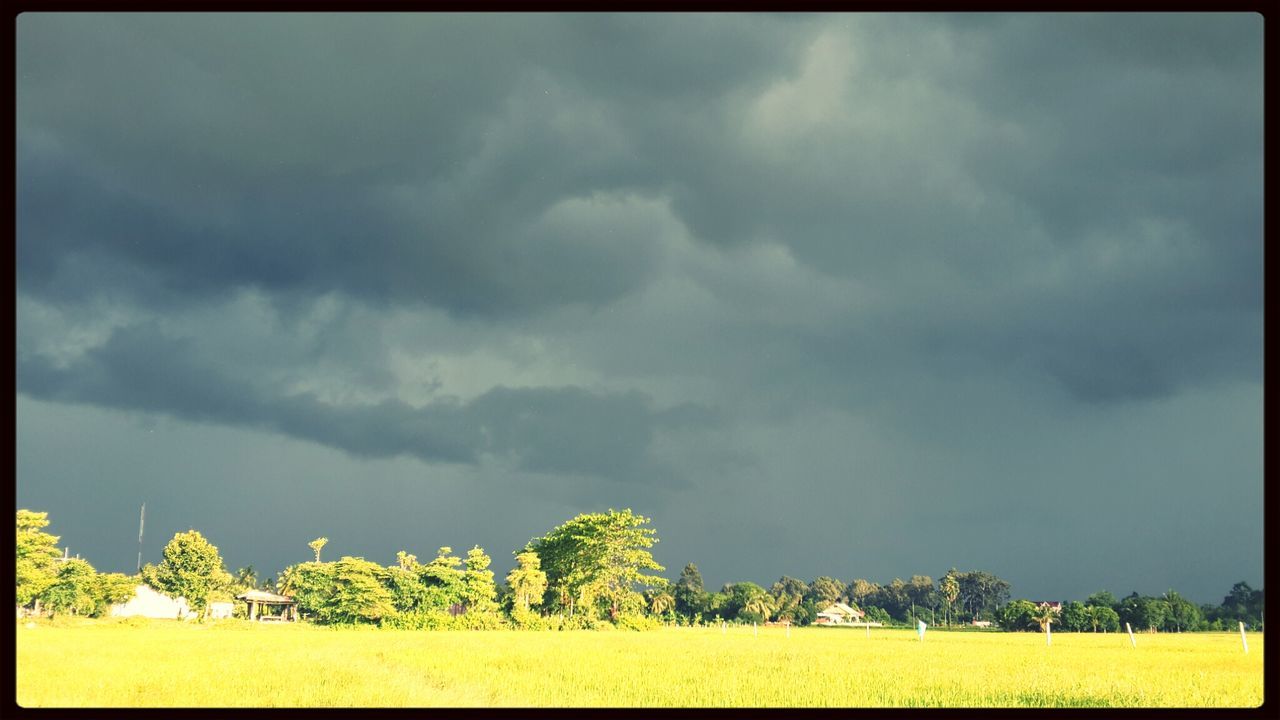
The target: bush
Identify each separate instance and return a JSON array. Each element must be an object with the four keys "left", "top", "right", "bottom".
[
  {"left": 614, "top": 613, "right": 660, "bottom": 631},
  {"left": 459, "top": 611, "right": 508, "bottom": 631},
  {"left": 512, "top": 608, "right": 558, "bottom": 630},
  {"left": 559, "top": 614, "right": 603, "bottom": 630}
]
